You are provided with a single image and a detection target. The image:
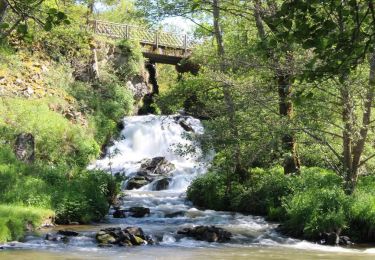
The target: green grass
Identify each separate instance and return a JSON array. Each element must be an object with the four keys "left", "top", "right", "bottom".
[{"left": 0, "top": 205, "right": 54, "bottom": 242}]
